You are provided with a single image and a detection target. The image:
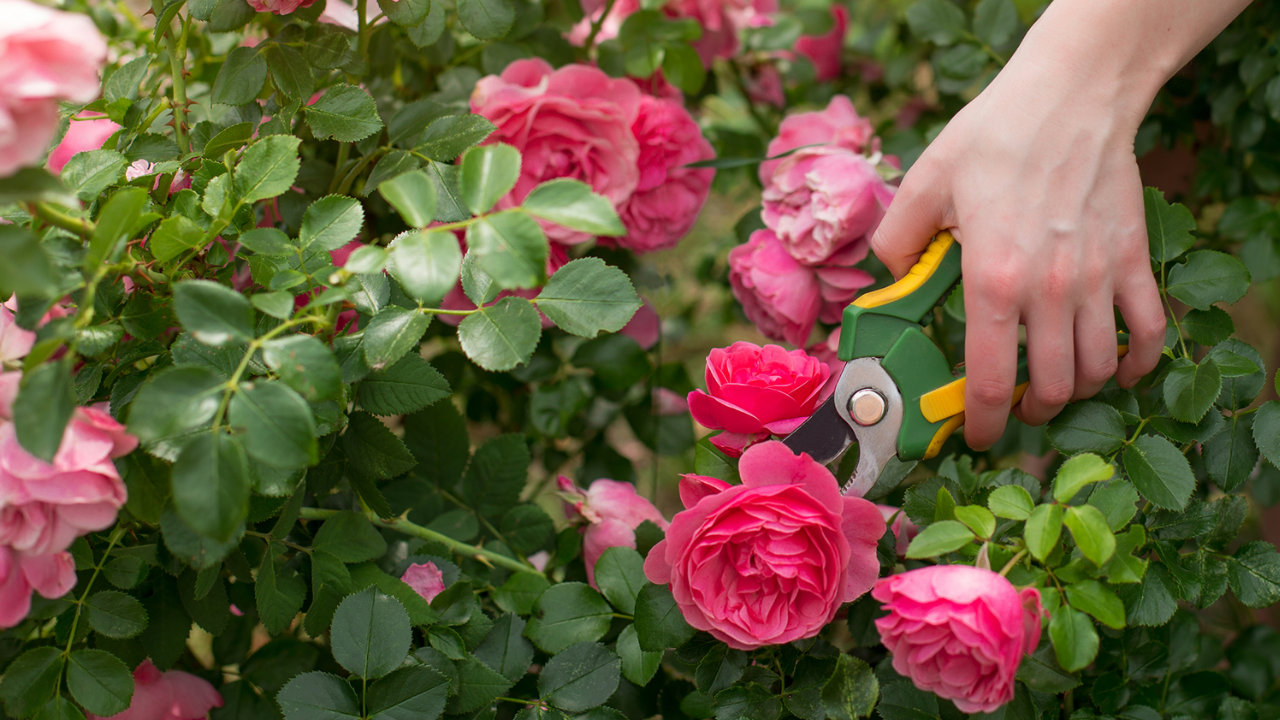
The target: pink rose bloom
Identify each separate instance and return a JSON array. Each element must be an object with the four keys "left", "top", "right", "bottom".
[
  {"left": 644, "top": 441, "right": 884, "bottom": 649},
  {"left": 813, "top": 240, "right": 876, "bottom": 323},
  {"left": 760, "top": 96, "right": 877, "bottom": 181},
  {"left": 439, "top": 241, "right": 570, "bottom": 328},
  {"left": 806, "top": 327, "right": 845, "bottom": 400},
  {"left": 558, "top": 476, "right": 668, "bottom": 588},
  {"left": 0, "top": 399, "right": 136, "bottom": 556},
  {"left": 620, "top": 299, "right": 660, "bottom": 350},
  {"left": 762, "top": 148, "right": 895, "bottom": 265},
  {"left": 0, "top": 545, "right": 75, "bottom": 628},
  {"left": 610, "top": 96, "right": 714, "bottom": 254},
  {"left": 566, "top": 0, "right": 639, "bottom": 46},
  {"left": 877, "top": 505, "right": 918, "bottom": 557},
  {"left": 795, "top": 5, "right": 848, "bottom": 81},
  {"left": 0, "top": 299, "right": 35, "bottom": 362},
  {"left": 246, "top": 0, "right": 316, "bottom": 14},
  {"left": 404, "top": 561, "right": 446, "bottom": 602},
  {"left": 873, "top": 565, "right": 1044, "bottom": 714},
  {"left": 0, "top": 0, "right": 108, "bottom": 177},
  {"left": 47, "top": 114, "right": 120, "bottom": 173},
  {"left": 687, "top": 342, "right": 831, "bottom": 457},
  {"left": 319, "top": 0, "right": 386, "bottom": 30},
  {"left": 630, "top": 71, "right": 684, "bottom": 102},
  {"left": 653, "top": 387, "right": 689, "bottom": 416},
  {"left": 666, "top": 0, "right": 778, "bottom": 66},
  {"left": 471, "top": 59, "right": 641, "bottom": 244},
  {"left": 125, "top": 159, "right": 155, "bottom": 181},
  {"left": 87, "top": 659, "right": 224, "bottom": 720},
  {"left": 743, "top": 63, "right": 785, "bottom": 108}
]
